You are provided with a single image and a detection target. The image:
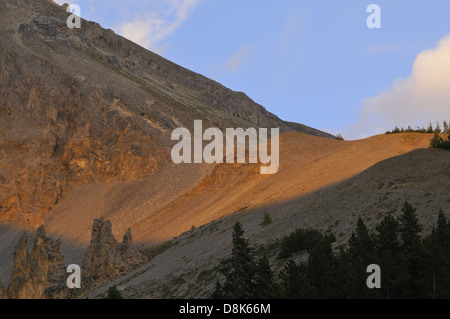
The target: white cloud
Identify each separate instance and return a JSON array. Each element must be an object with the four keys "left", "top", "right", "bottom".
[
  {"left": 223, "top": 46, "right": 252, "bottom": 73},
  {"left": 347, "top": 35, "right": 450, "bottom": 139},
  {"left": 118, "top": 0, "right": 199, "bottom": 52},
  {"left": 209, "top": 46, "right": 252, "bottom": 75}
]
